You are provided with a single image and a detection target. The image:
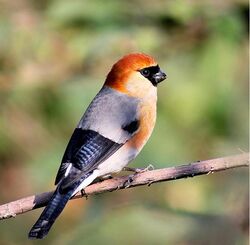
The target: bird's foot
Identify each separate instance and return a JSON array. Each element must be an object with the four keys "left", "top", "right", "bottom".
[
  {"left": 101, "top": 174, "right": 113, "bottom": 180},
  {"left": 122, "top": 175, "right": 135, "bottom": 189},
  {"left": 121, "top": 164, "right": 154, "bottom": 189},
  {"left": 123, "top": 164, "right": 154, "bottom": 174},
  {"left": 92, "top": 174, "right": 113, "bottom": 184},
  {"left": 80, "top": 189, "right": 88, "bottom": 200}
]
